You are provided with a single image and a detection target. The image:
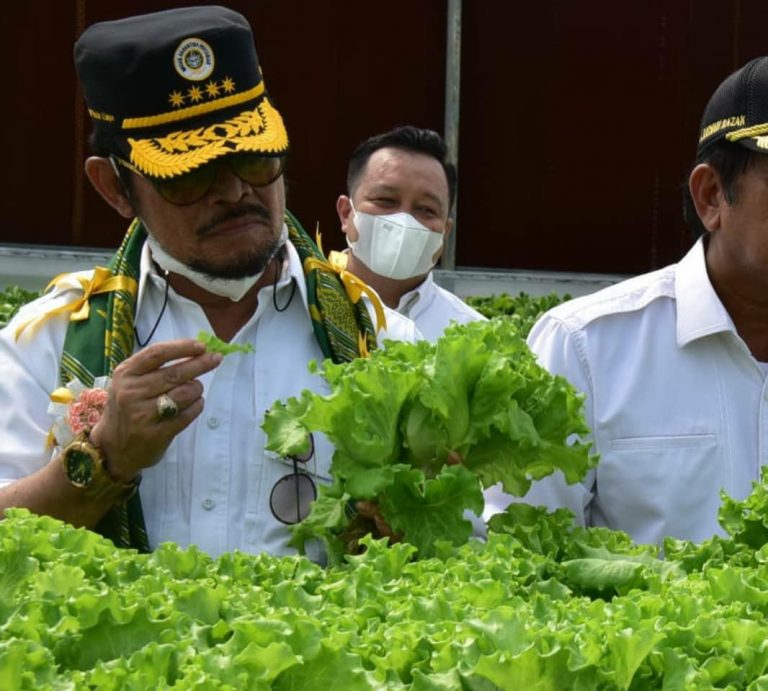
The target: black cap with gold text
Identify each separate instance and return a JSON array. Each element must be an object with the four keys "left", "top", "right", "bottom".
[
  {"left": 74, "top": 5, "right": 289, "bottom": 179},
  {"left": 698, "top": 56, "right": 768, "bottom": 156}
]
